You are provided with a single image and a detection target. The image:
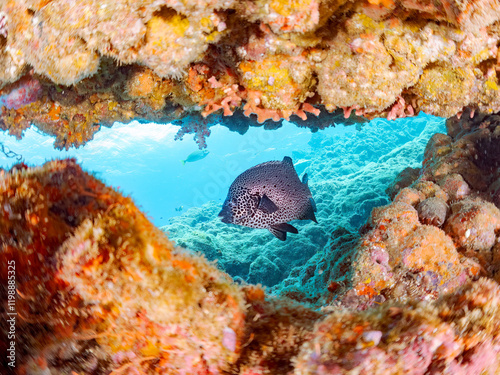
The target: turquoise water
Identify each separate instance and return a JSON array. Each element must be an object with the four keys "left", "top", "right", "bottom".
[
  {"left": 159, "top": 113, "right": 446, "bottom": 292},
  {"left": 0, "top": 113, "right": 445, "bottom": 233},
  {"left": 0, "top": 119, "right": 351, "bottom": 226}
]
